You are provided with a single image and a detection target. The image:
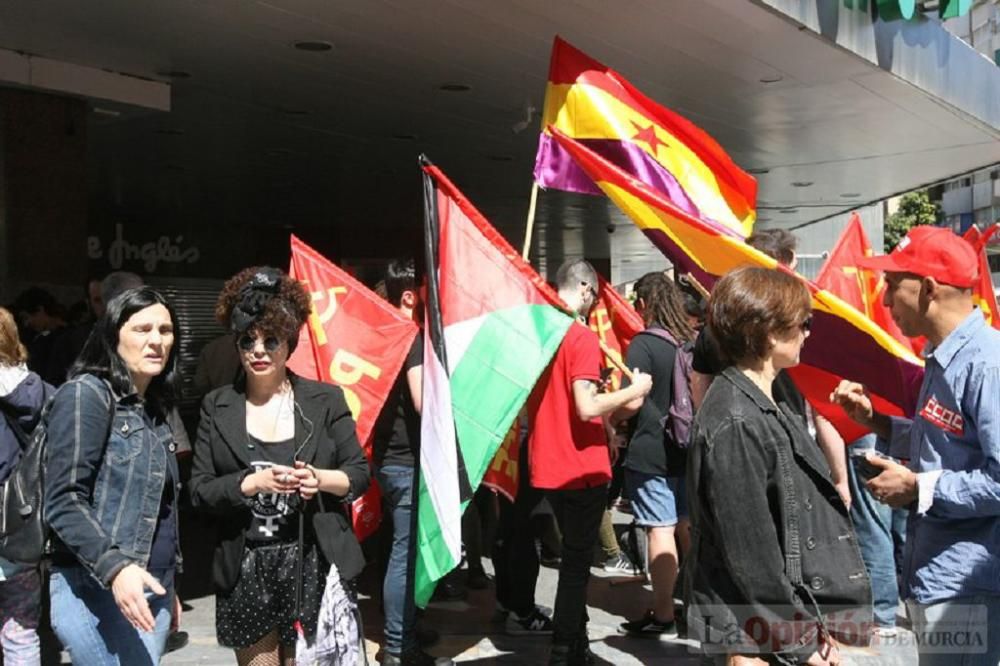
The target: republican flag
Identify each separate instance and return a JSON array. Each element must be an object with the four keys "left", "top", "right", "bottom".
[
  {"left": 549, "top": 127, "right": 925, "bottom": 440},
  {"left": 416, "top": 157, "right": 573, "bottom": 607},
  {"left": 534, "top": 36, "right": 757, "bottom": 238},
  {"left": 287, "top": 235, "right": 419, "bottom": 541},
  {"left": 963, "top": 224, "right": 1000, "bottom": 330}
]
